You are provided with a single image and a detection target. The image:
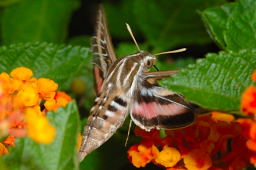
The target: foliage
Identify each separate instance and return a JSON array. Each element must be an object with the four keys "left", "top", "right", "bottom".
[
  {"left": 133, "top": 0, "right": 226, "bottom": 52},
  {"left": 159, "top": 0, "right": 256, "bottom": 113},
  {"left": 161, "top": 50, "right": 256, "bottom": 111},
  {"left": 0, "top": 42, "right": 90, "bottom": 90},
  {"left": 2, "top": 0, "right": 79, "bottom": 44},
  {"left": 0, "top": 0, "right": 255, "bottom": 169}
]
